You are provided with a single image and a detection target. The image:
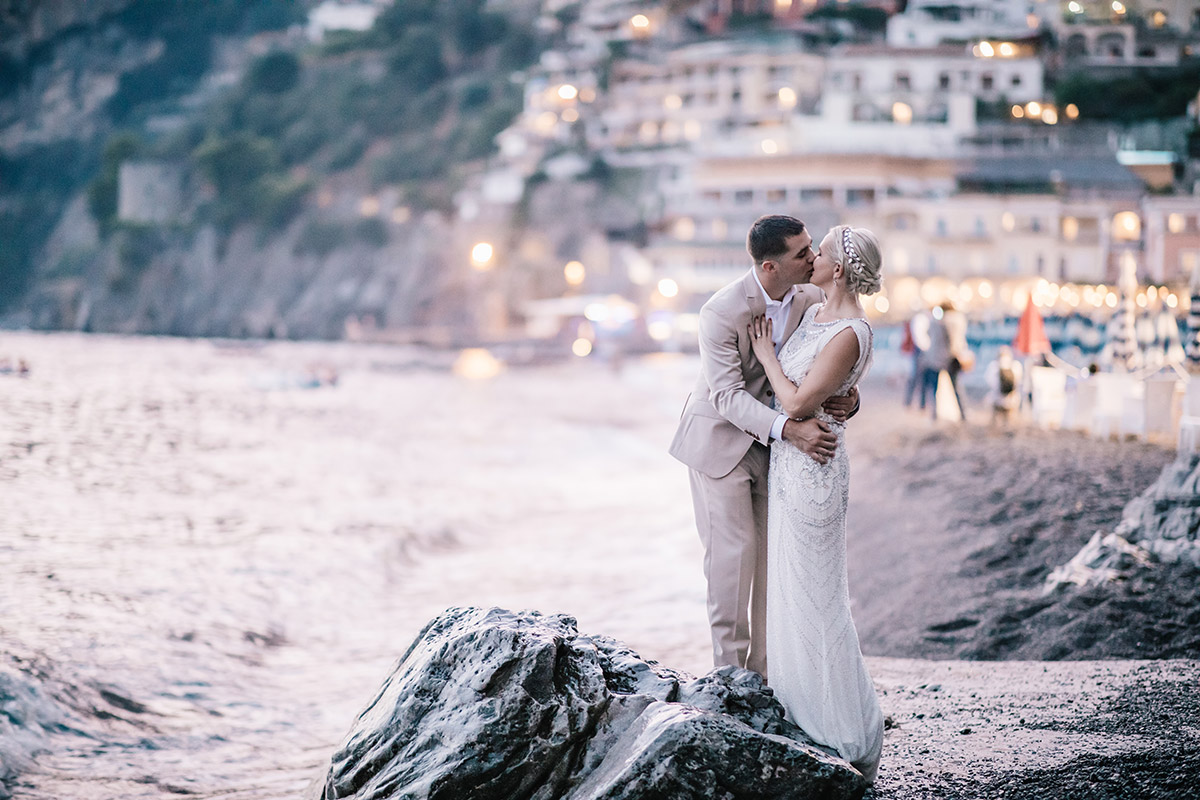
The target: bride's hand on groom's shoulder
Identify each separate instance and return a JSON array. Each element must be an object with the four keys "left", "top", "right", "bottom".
[{"left": 782, "top": 417, "right": 836, "bottom": 464}]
